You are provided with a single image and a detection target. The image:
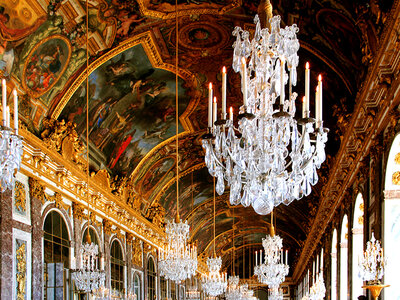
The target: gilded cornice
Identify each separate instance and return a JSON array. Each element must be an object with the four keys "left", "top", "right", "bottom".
[
  {"left": 20, "top": 126, "right": 166, "bottom": 249},
  {"left": 294, "top": 0, "right": 400, "bottom": 282}
]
